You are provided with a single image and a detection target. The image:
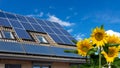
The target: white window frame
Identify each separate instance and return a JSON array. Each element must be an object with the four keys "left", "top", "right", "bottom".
[
  {"left": 2, "top": 30, "right": 14, "bottom": 39},
  {"left": 35, "top": 35, "right": 48, "bottom": 44}
]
